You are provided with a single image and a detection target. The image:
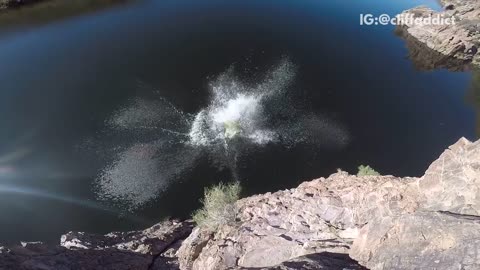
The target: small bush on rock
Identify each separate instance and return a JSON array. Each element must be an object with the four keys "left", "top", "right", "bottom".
[
  {"left": 193, "top": 182, "right": 241, "bottom": 230},
  {"left": 357, "top": 165, "right": 380, "bottom": 176}
]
